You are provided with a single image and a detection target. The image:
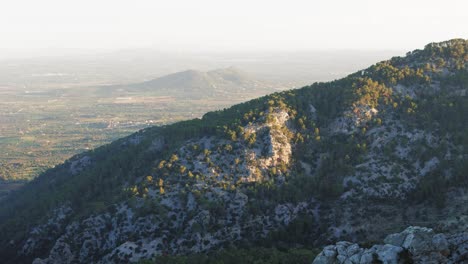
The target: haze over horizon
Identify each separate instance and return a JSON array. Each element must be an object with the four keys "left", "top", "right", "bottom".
[{"left": 0, "top": 0, "right": 466, "bottom": 59}]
